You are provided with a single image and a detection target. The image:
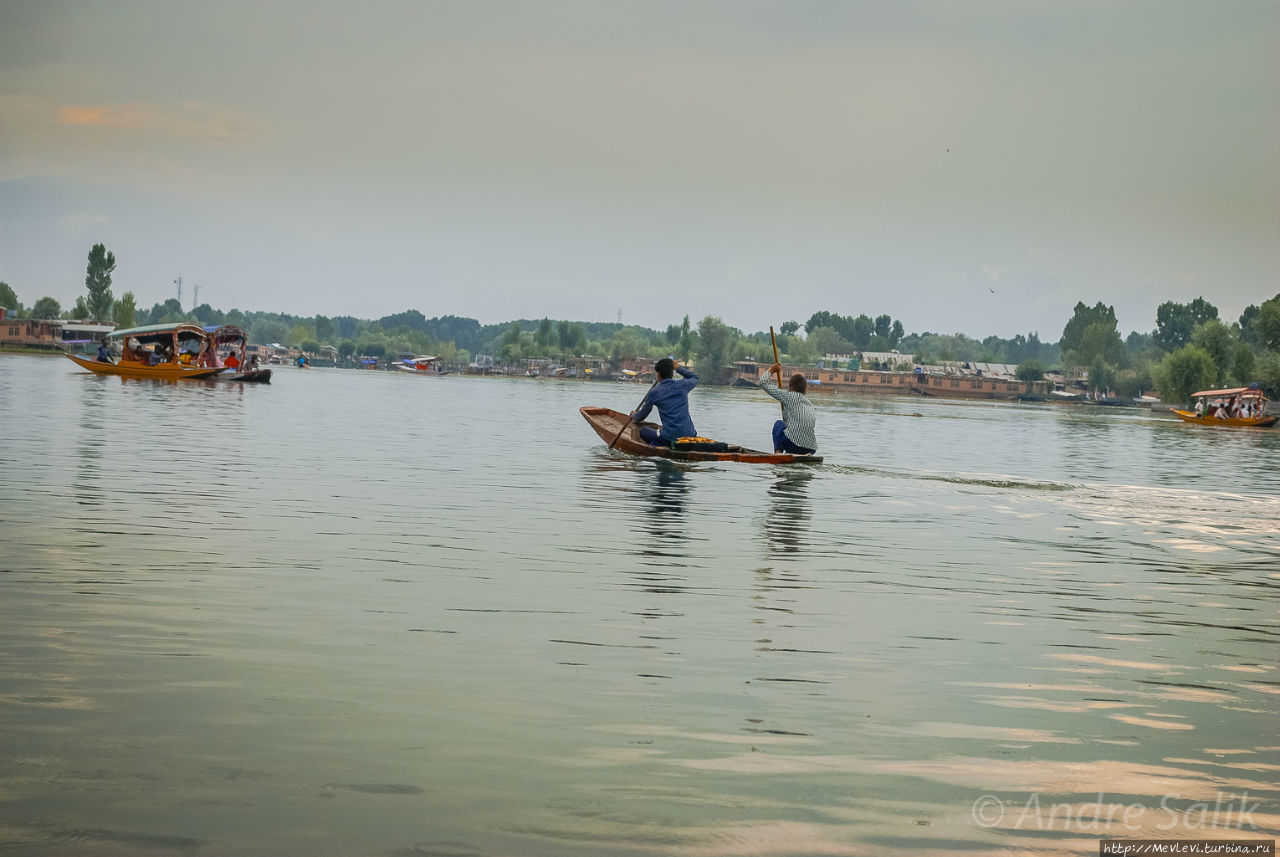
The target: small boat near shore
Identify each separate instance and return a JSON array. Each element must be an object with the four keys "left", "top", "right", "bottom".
[
  {"left": 1171, "top": 386, "right": 1276, "bottom": 428},
  {"left": 396, "top": 355, "right": 448, "bottom": 375},
  {"left": 581, "top": 406, "right": 823, "bottom": 464}
]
